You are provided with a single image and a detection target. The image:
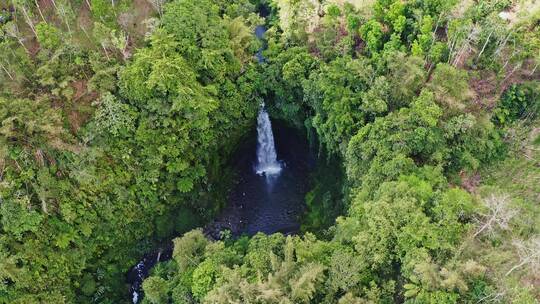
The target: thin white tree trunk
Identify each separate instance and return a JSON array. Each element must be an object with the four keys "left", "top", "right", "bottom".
[
  {"left": 16, "top": 37, "right": 30, "bottom": 53},
  {"left": 505, "top": 241, "right": 540, "bottom": 277},
  {"left": 35, "top": 0, "right": 47, "bottom": 22},
  {"left": 477, "top": 30, "right": 493, "bottom": 59},
  {"left": 101, "top": 43, "right": 110, "bottom": 60},
  {"left": 451, "top": 28, "right": 474, "bottom": 67},
  {"left": 530, "top": 63, "right": 538, "bottom": 75},
  {"left": 80, "top": 24, "right": 91, "bottom": 39},
  {"left": 473, "top": 216, "right": 495, "bottom": 238},
  {"left": 426, "top": 13, "right": 442, "bottom": 63},
  {"left": 65, "top": 17, "right": 72, "bottom": 35},
  {"left": 0, "top": 63, "right": 14, "bottom": 80},
  {"left": 40, "top": 198, "right": 48, "bottom": 214},
  {"left": 505, "top": 259, "right": 529, "bottom": 276},
  {"left": 111, "top": 0, "right": 117, "bottom": 16},
  {"left": 430, "top": 13, "right": 442, "bottom": 47},
  {"left": 502, "top": 45, "right": 517, "bottom": 70},
  {"left": 494, "top": 31, "right": 512, "bottom": 57},
  {"left": 58, "top": 5, "right": 72, "bottom": 36},
  {"left": 21, "top": 6, "right": 37, "bottom": 36},
  {"left": 502, "top": 64, "right": 520, "bottom": 85}
]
